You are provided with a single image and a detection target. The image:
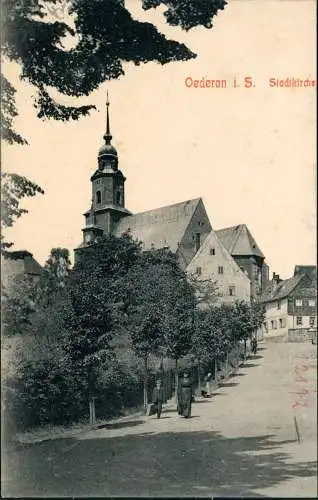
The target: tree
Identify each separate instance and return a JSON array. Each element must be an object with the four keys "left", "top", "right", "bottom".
[
  {"left": 1, "top": 173, "right": 44, "bottom": 250},
  {"left": 125, "top": 248, "right": 196, "bottom": 405},
  {"left": 129, "top": 310, "right": 163, "bottom": 408},
  {"left": 1, "top": 0, "right": 228, "bottom": 133},
  {"left": 62, "top": 234, "right": 143, "bottom": 423}
]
